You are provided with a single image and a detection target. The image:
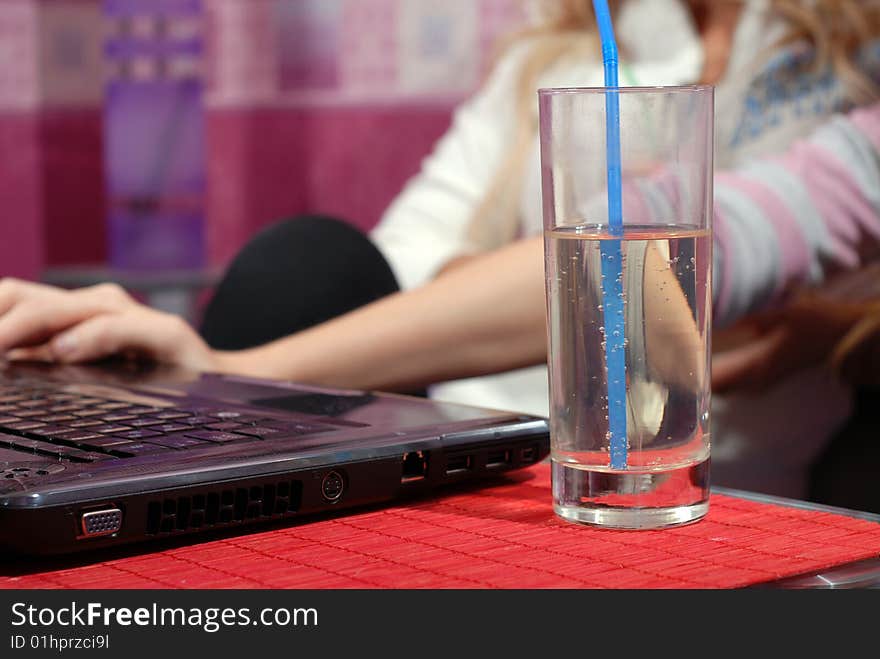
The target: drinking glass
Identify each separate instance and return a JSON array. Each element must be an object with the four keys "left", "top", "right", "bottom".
[{"left": 539, "top": 85, "right": 714, "bottom": 529}]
